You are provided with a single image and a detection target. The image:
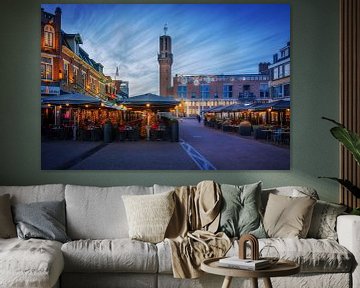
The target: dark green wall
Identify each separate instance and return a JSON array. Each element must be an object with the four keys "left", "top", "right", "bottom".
[{"left": 0, "top": 0, "right": 340, "bottom": 202}]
